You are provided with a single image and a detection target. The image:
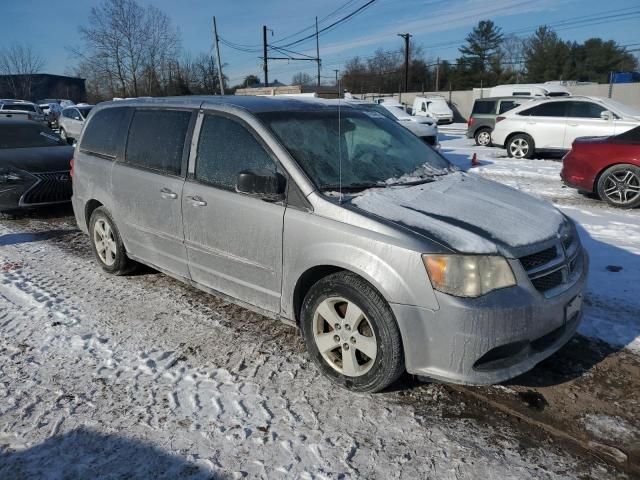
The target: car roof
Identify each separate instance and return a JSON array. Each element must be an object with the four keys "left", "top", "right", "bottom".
[
  {"left": 94, "top": 95, "right": 361, "bottom": 114},
  {"left": 474, "top": 96, "right": 532, "bottom": 102}
]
